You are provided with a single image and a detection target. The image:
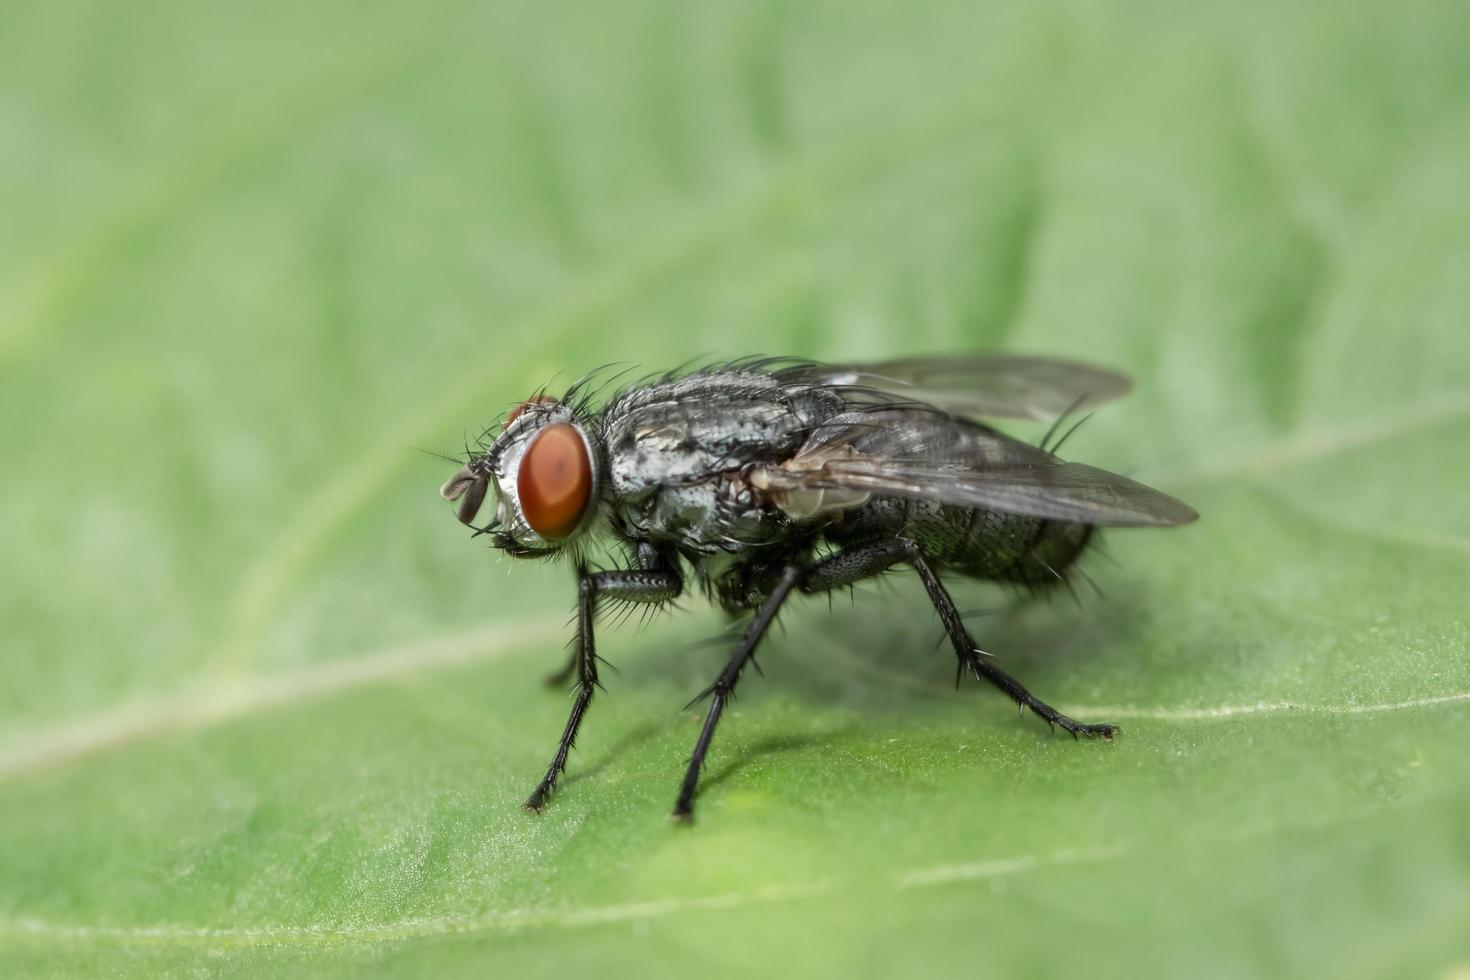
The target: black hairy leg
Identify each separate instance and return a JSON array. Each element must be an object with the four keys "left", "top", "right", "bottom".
[
  {"left": 524, "top": 557, "right": 682, "bottom": 812},
  {"left": 541, "top": 564, "right": 580, "bottom": 686},
  {"left": 801, "top": 537, "right": 1116, "bottom": 739},
  {"left": 544, "top": 543, "right": 675, "bottom": 688},
  {"left": 673, "top": 565, "right": 802, "bottom": 822},
  {"left": 671, "top": 538, "right": 1115, "bottom": 820}
]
